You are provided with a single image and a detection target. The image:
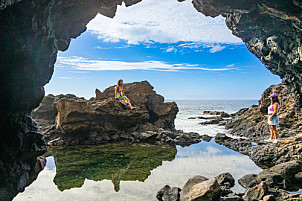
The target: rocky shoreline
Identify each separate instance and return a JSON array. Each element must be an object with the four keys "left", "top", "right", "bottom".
[
  {"left": 33, "top": 81, "right": 202, "bottom": 147},
  {"left": 25, "top": 82, "right": 302, "bottom": 200},
  {"left": 156, "top": 83, "right": 302, "bottom": 201}
]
